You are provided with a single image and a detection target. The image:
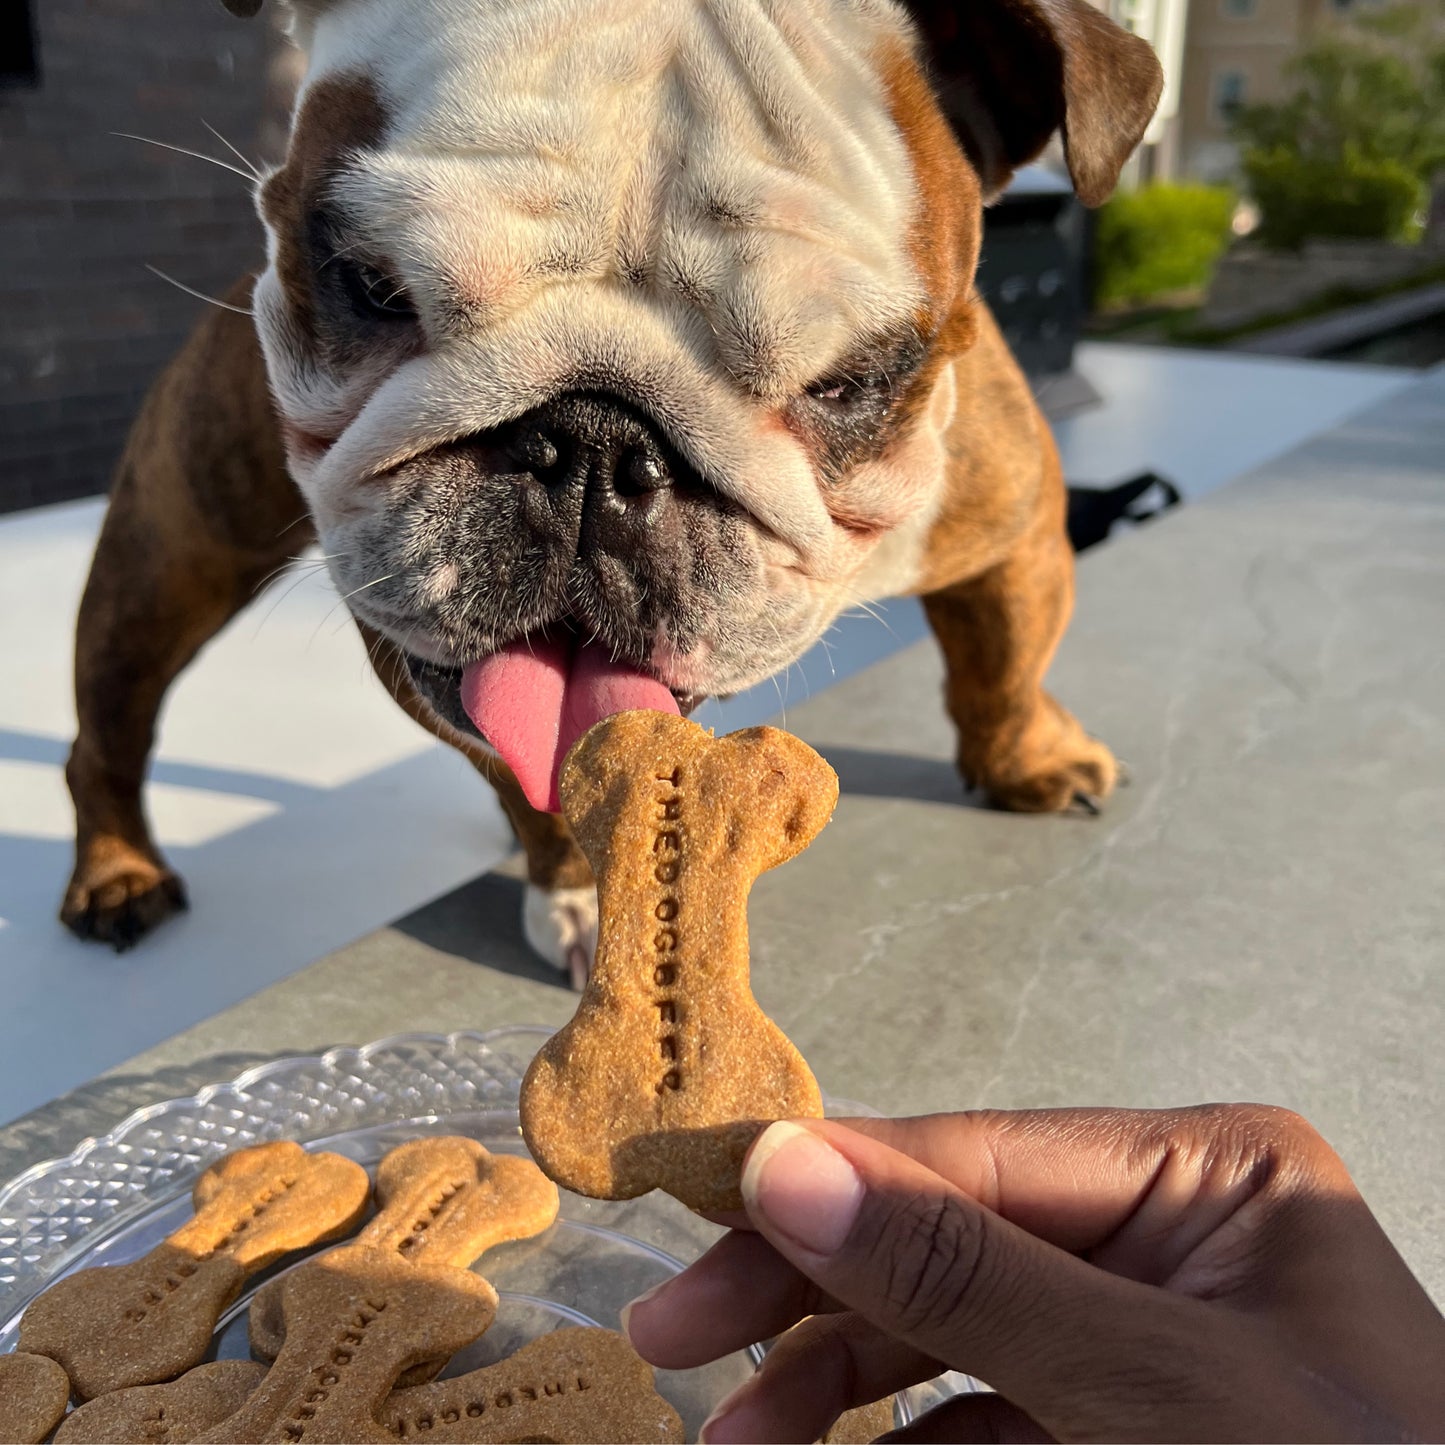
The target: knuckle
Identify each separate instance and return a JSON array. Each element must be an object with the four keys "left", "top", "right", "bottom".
[
  {"left": 1184, "top": 1103, "right": 1352, "bottom": 1197},
  {"left": 870, "top": 1192, "right": 986, "bottom": 1339},
  {"left": 1185, "top": 1101, "right": 1306, "bottom": 1140},
  {"left": 1221, "top": 1103, "right": 1326, "bottom": 1162},
  {"left": 786, "top": 1271, "right": 833, "bottom": 1323}
]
